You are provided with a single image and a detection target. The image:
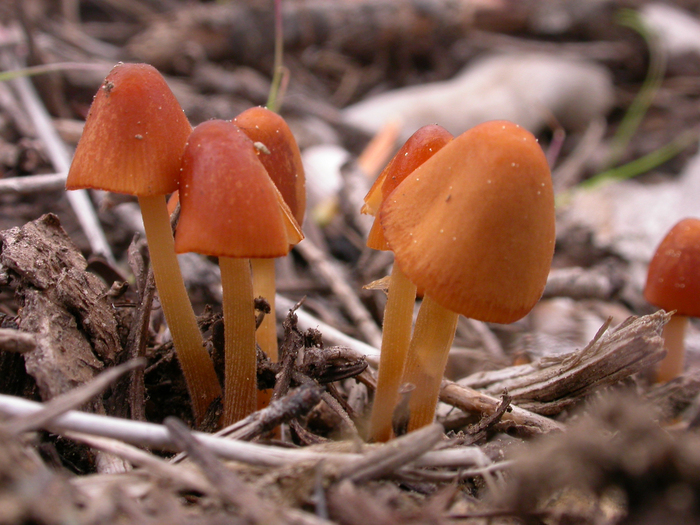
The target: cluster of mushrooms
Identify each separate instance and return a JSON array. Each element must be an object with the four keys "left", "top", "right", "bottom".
[
  {"left": 67, "top": 63, "right": 303, "bottom": 426},
  {"left": 65, "top": 62, "right": 699, "bottom": 439}
]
